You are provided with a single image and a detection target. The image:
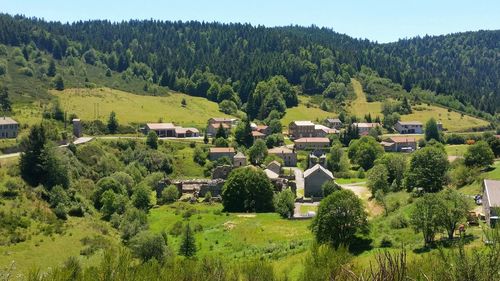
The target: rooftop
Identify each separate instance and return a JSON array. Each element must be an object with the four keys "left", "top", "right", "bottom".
[
  {"left": 353, "top": 122, "right": 379, "bottom": 128},
  {"left": 210, "top": 117, "right": 236, "bottom": 122},
  {"left": 484, "top": 179, "right": 500, "bottom": 207},
  {"left": 315, "top": 124, "right": 338, "bottom": 134},
  {"left": 209, "top": 123, "right": 230, "bottom": 129},
  {"left": 174, "top": 127, "right": 199, "bottom": 134},
  {"left": 264, "top": 169, "right": 280, "bottom": 179},
  {"left": 386, "top": 136, "right": 416, "bottom": 143},
  {"left": 234, "top": 152, "right": 246, "bottom": 159},
  {"left": 0, "top": 117, "right": 19, "bottom": 125},
  {"left": 268, "top": 146, "right": 294, "bottom": 154},
  {"left": 304, "top": 164, "right": 334, "bottom": 179},
  {"left": 146, "top": 123, "right": 175, "bottom": 130},
  {"left": 291, "top": 120, "right": 315, "bottom": 126},
  {"left": 294, "top": 137, "right": 330, "bottom": 143},
  {"left": 251, "top": 131, "right": 265, "bottom": 137},
  {"left": 397, "top": 121, "right": 423, "bottom": 126},
  {"left": 209, "top": 147, "right": 235, "bottom": 153},
  {"left": 326, "top": 118, "right": 341, "bottom": 123}
]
